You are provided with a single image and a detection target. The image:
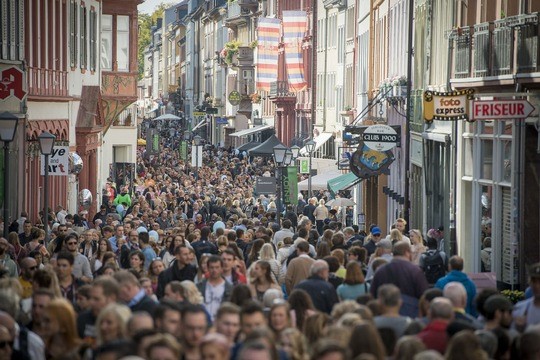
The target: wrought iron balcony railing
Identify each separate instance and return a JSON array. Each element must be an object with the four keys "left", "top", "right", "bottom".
[{"left": 450, "top": 13, "right": 539, "bottom": 79}]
